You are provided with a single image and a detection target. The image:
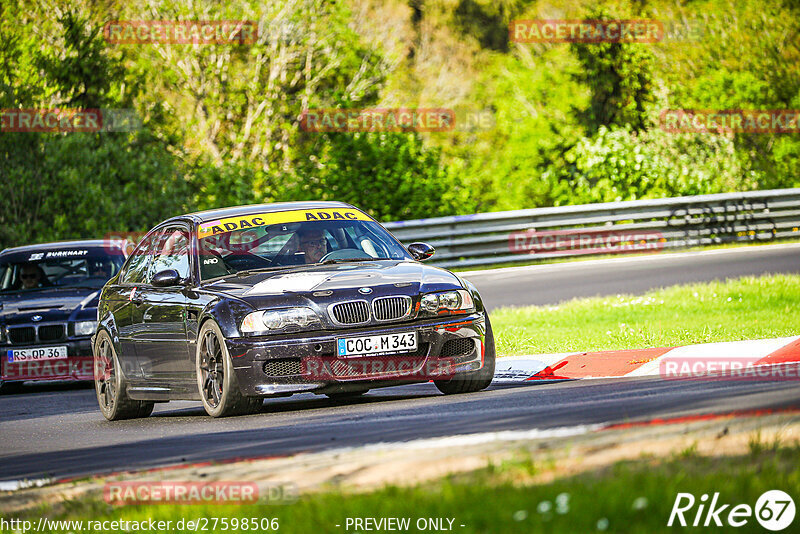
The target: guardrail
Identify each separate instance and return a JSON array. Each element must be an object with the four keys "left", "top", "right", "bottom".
[{"left": 384, "top": 188, "right": 800, "bottom": 269}]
